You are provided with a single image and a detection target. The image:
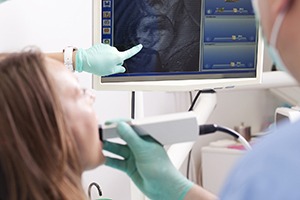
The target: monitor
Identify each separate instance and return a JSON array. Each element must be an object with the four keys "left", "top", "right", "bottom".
[{"left": 92, "top": 0, "right": 264, "bottom": 91}]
